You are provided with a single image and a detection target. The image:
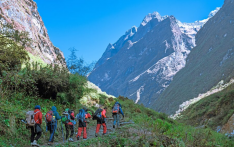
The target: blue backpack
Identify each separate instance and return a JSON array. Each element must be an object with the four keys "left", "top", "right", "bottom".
[
  {"left": 112, "top": 104, "right": 120, "bottom": 114},
  {"left": 77, "top": 109, "right": 86, "bottom": 122}
]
